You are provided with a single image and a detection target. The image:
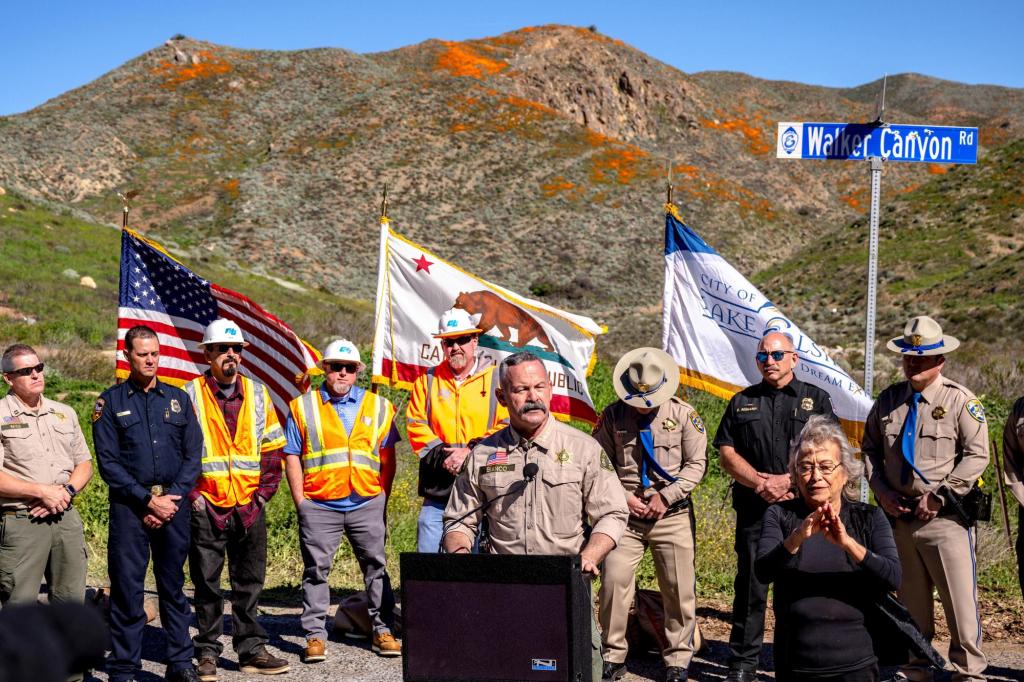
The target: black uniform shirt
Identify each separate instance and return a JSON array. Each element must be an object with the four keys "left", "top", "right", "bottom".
[
  {"left": 714, "top": 378, "right": 836, "bottom": 518},
  {"left": 92, "top": 378, "right": 203, "bottom": 506}
]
